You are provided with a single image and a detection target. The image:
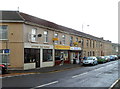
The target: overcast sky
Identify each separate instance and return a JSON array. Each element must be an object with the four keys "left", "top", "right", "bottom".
[{"left": 0, "top": 0, "right": 119, "bottom": 43}]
